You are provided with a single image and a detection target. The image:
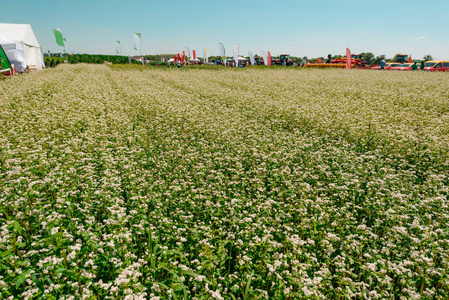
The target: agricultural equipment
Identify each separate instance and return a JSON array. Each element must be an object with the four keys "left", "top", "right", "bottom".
[
  {"left": 391, "top": 54, "right": 409, "bottom": 63},
  {"left": 254, "top": 56, "right": 264, "bottom": 65},
  {"left": 331, "top": 54, "right": 361, "bottom": 64},
  {"left": 330, "top": 54, "right": 370, "bottom": 68},
  {"left": 305, "top": 53, "right": 369, "bottom": 69},
  {"left": 271, "top": 54, "right": 294, "bottom": 66}
]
